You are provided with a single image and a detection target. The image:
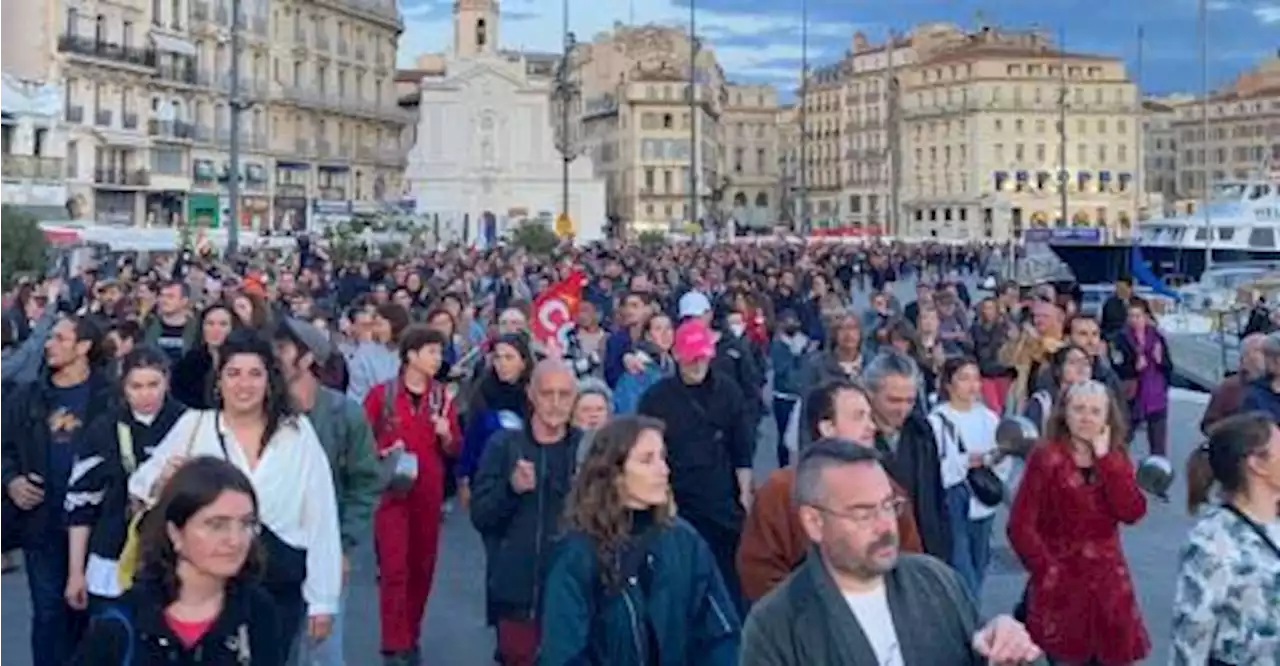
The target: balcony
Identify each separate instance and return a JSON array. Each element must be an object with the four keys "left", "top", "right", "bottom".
[
  {"left": 158, "top": 62, "right": 198, "bottom": 85},
  {"left": 66, "top": 105, "right": 85, "bottom": 123},
  {"left": 95, "top": 109, "right": 113, "bottom": 127},
  {"left": 58, "top": 35, "right": 157, "bottom": 69},
  {"left": 94, "top": 167, "right": 151, "bottom": 187},
  {"left": 1, "top": 156, "right": 65, "bottom": 180},
  {"left": 149, "top": 119, "right": 196, "bottom": 140},
  {"left": 123, "top": 112, "right": 139, "bottom": 130}
]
